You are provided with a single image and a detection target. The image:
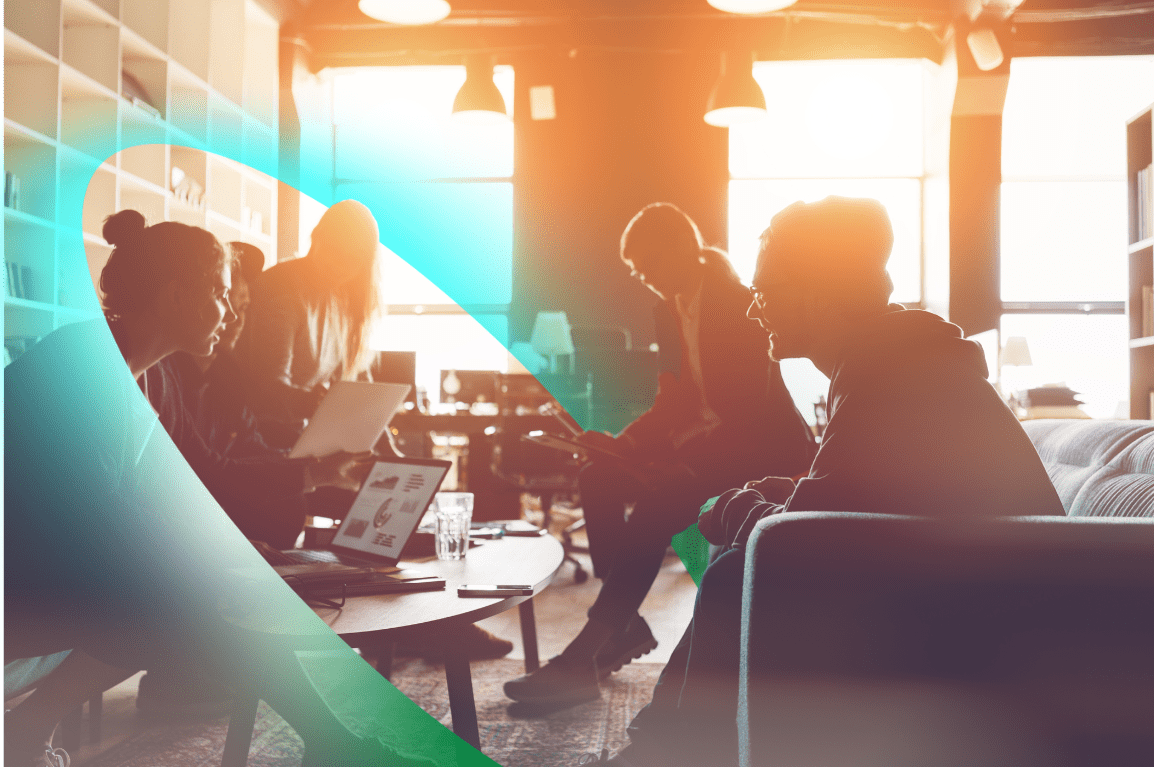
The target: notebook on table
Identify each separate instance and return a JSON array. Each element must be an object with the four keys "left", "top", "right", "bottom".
[{"left": 261, "top": 456, "right": 452, "bottom": 595}]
